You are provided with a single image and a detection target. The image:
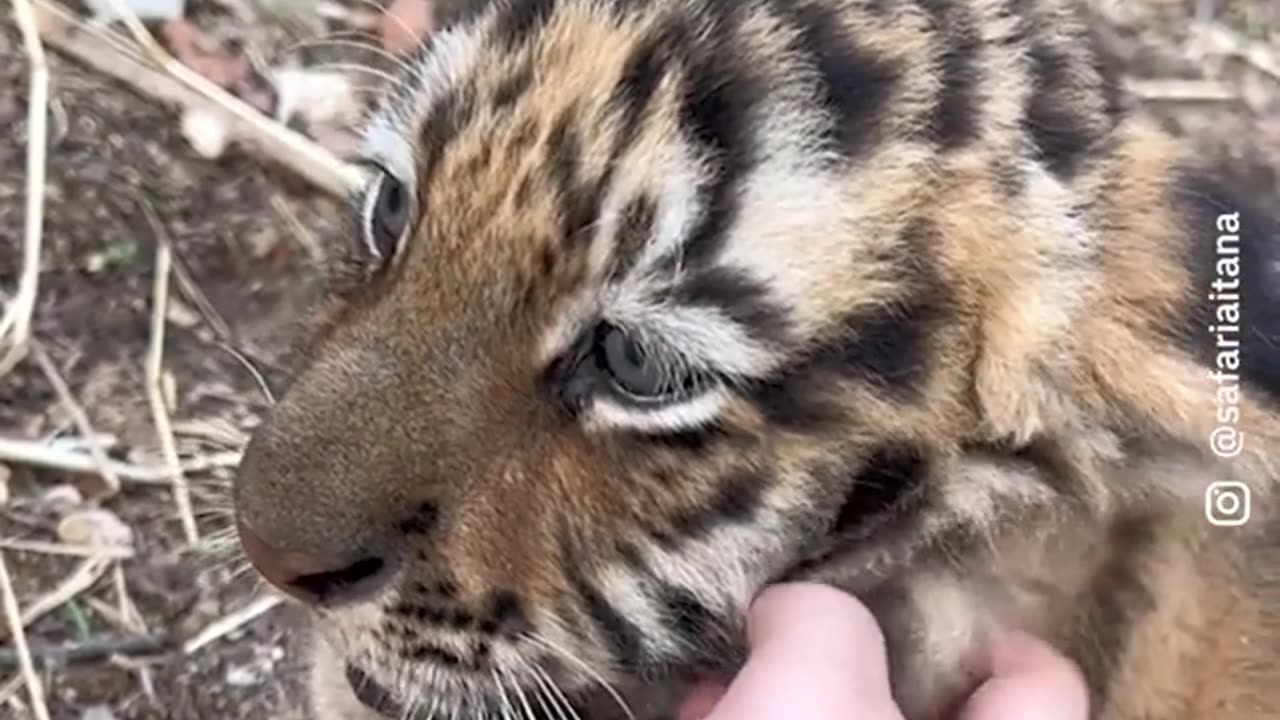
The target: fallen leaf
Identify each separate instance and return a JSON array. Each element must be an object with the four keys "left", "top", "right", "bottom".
[
  {"left": 57, "top": 508, "right": 135, "bottom": 549},
  {"left": 70, "top": 472, "right": 117, "bottom": 503},
  {"left": 41, "top": 484, "right": 84, "bottom": 514}
]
